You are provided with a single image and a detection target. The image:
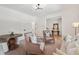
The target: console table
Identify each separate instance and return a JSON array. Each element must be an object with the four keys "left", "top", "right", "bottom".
[{"left": 52, "top": 30, "right": 60, "bottom": 36}]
